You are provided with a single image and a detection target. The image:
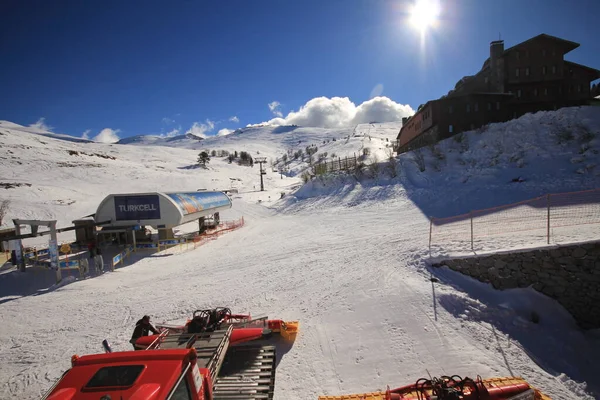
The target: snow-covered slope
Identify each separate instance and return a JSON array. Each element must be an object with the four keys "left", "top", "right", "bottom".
[
  {"left": 291, "top": 107, "right": 600, "bottom": 218},
  {"left": 1, "top": 109, "right": 600, "bottom": 399}
]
